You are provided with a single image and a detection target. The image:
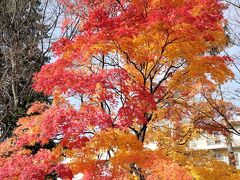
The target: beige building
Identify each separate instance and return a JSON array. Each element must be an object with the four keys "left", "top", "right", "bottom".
[{"left": 190, "top": 118, "right": 240, "bottom": 168}]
